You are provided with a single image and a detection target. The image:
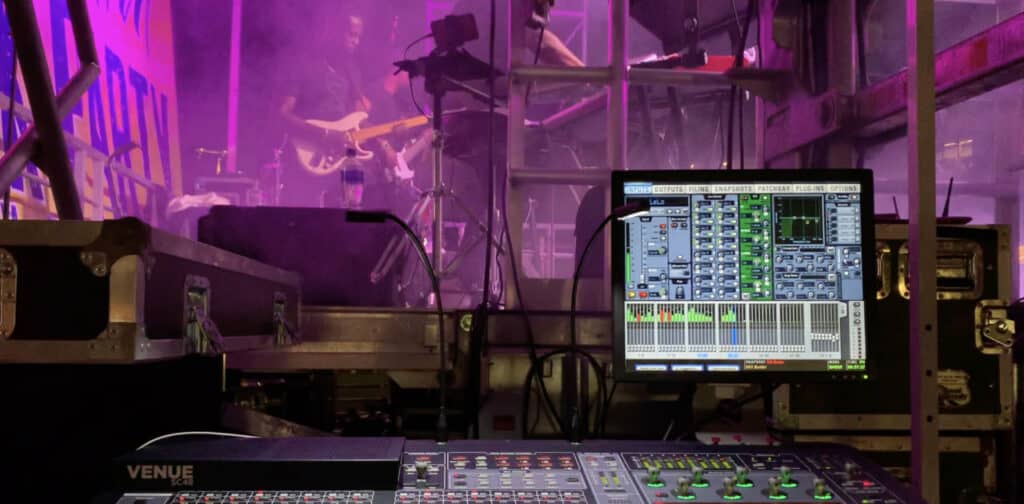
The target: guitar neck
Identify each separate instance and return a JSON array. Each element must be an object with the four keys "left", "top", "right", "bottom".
[
  {"left": 405, "top": 135, "right": 432, "bottom": 160},
  {"left": 352, "top": 115, "right": 429, "bottom": 143}
]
